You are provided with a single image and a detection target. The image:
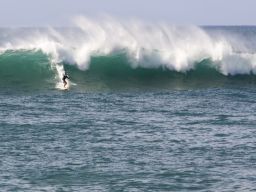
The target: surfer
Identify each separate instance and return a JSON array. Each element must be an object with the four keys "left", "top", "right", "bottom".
[{"left": 62, "top": 73, "right": 70, "bottom": 88}]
